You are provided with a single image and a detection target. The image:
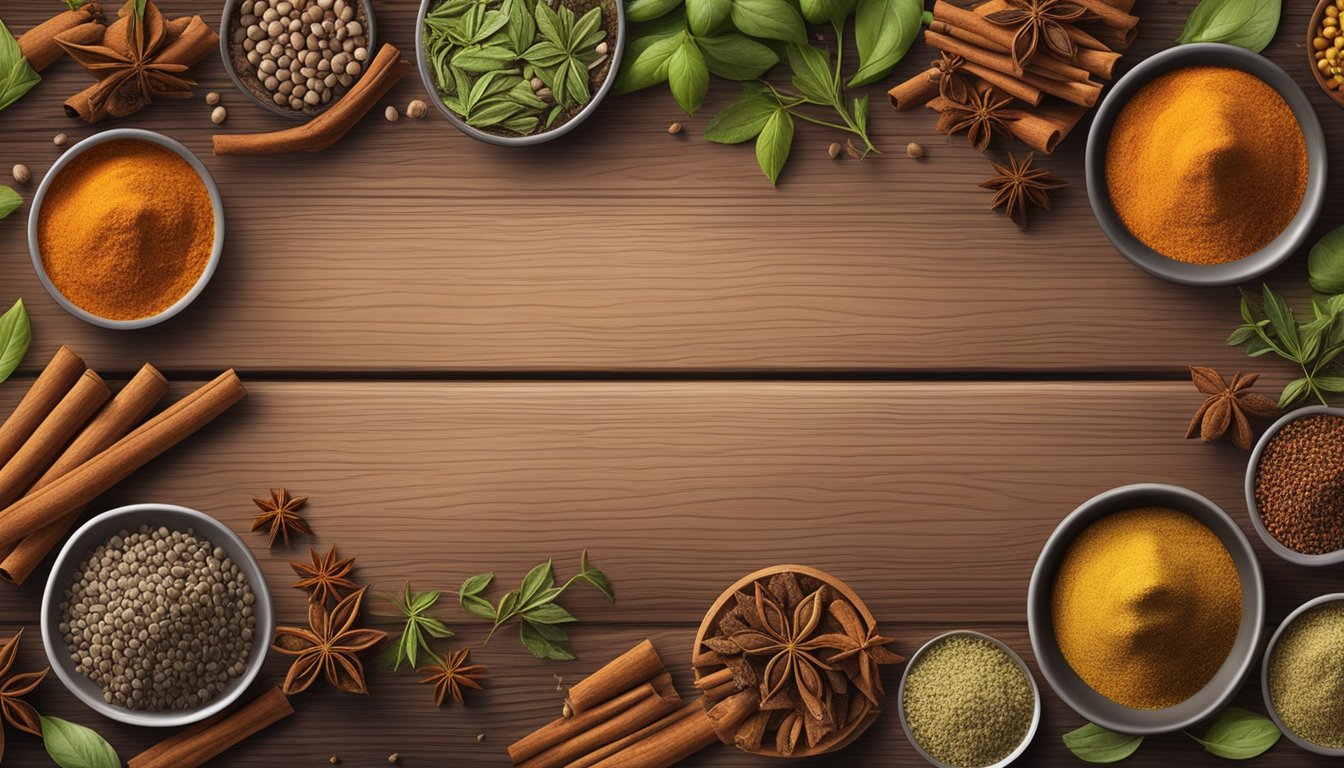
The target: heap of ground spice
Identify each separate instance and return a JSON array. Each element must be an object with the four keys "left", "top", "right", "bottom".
[
  {"left": 1255, "top": 414, "right": 1344, "bottom": 555},
  {"left": 1269, "top": 601, "right": 1344, "bottom": 748},
  {"left": 1051, "top": 507, "right": 1241, "bottom": 709},
  {"left": 38, "top": 139, "right": 213, "bottom": 321},
  {"left": 1105, "top": 66, "right": 1307, "bottom": 265}
]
